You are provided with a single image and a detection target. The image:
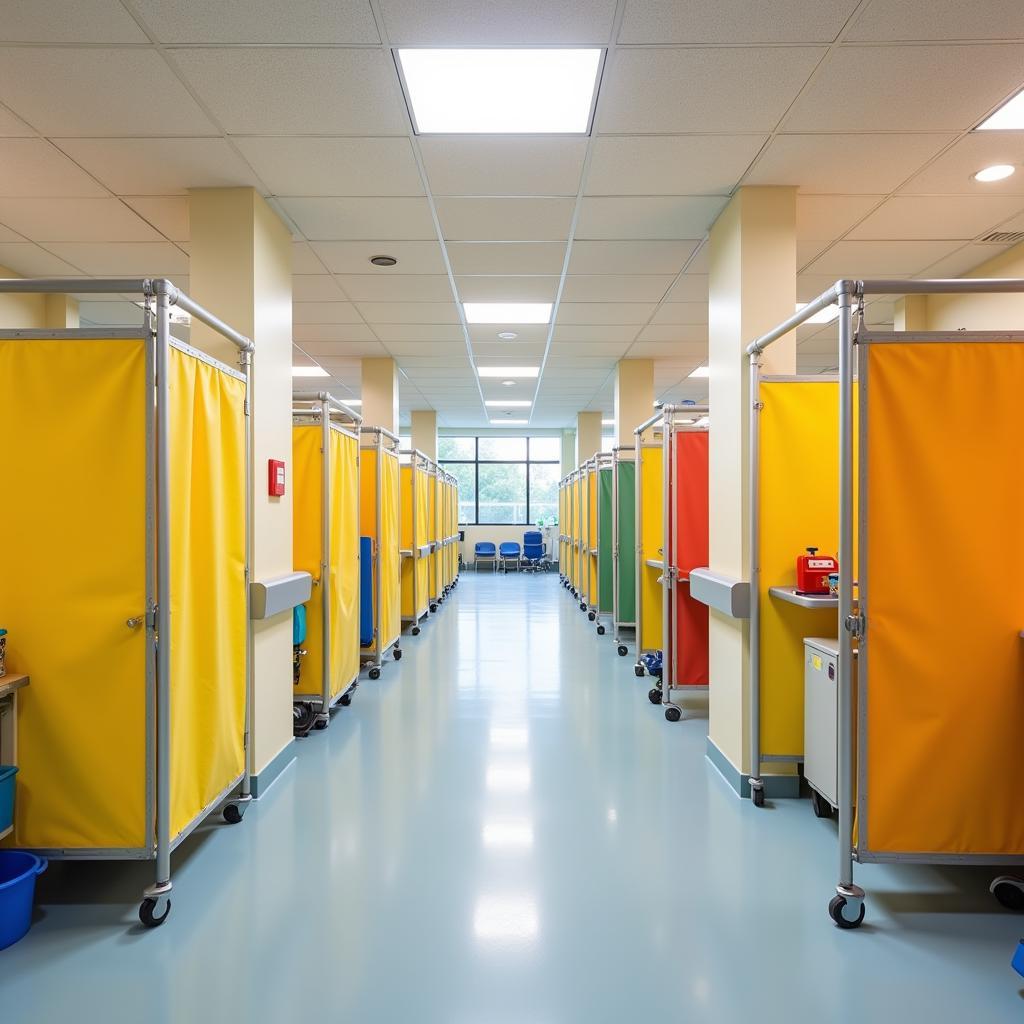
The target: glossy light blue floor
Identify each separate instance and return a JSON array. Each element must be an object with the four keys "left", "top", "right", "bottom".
[{"left": 1, "top": 572, "right": 1021, "bottom": 1021}]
